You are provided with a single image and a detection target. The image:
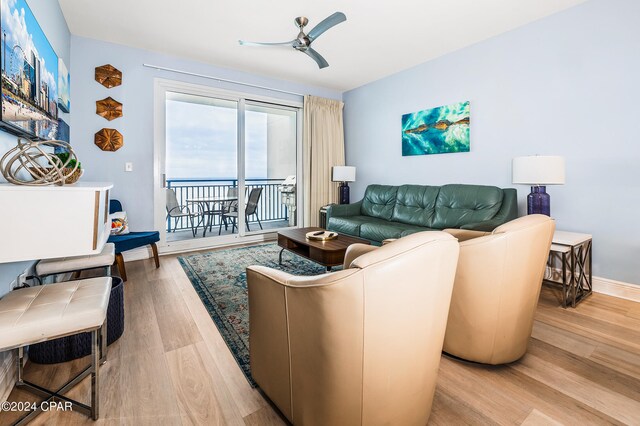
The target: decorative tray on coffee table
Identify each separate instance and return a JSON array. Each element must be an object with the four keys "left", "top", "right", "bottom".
[{"left": 306, "top": 230, "right": 338, "bottom": 241}]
